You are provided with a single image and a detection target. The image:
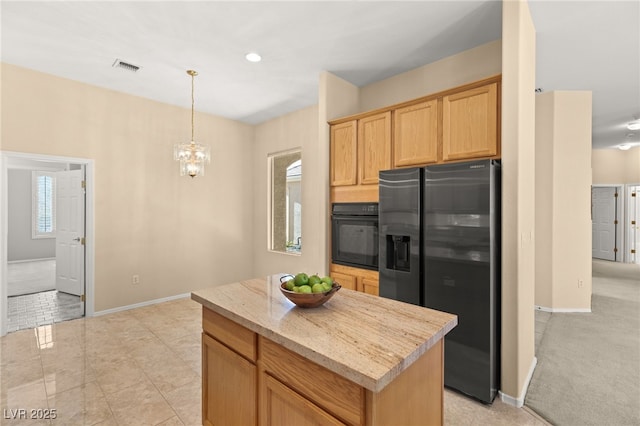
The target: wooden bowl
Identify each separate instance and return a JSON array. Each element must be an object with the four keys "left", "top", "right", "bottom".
[{"left": 279, "top": 282, "right": 342, "bottom": 308}]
